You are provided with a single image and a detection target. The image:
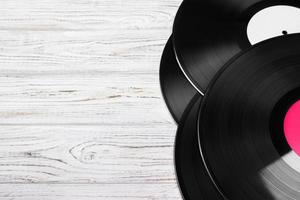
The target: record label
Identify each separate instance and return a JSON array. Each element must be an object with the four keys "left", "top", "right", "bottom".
[
  {"left": 247, "top": 5, "right": 300, "bottom": 44},
  {"left": 284, "top": 99, "right": 300, "bottom": 156}
]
